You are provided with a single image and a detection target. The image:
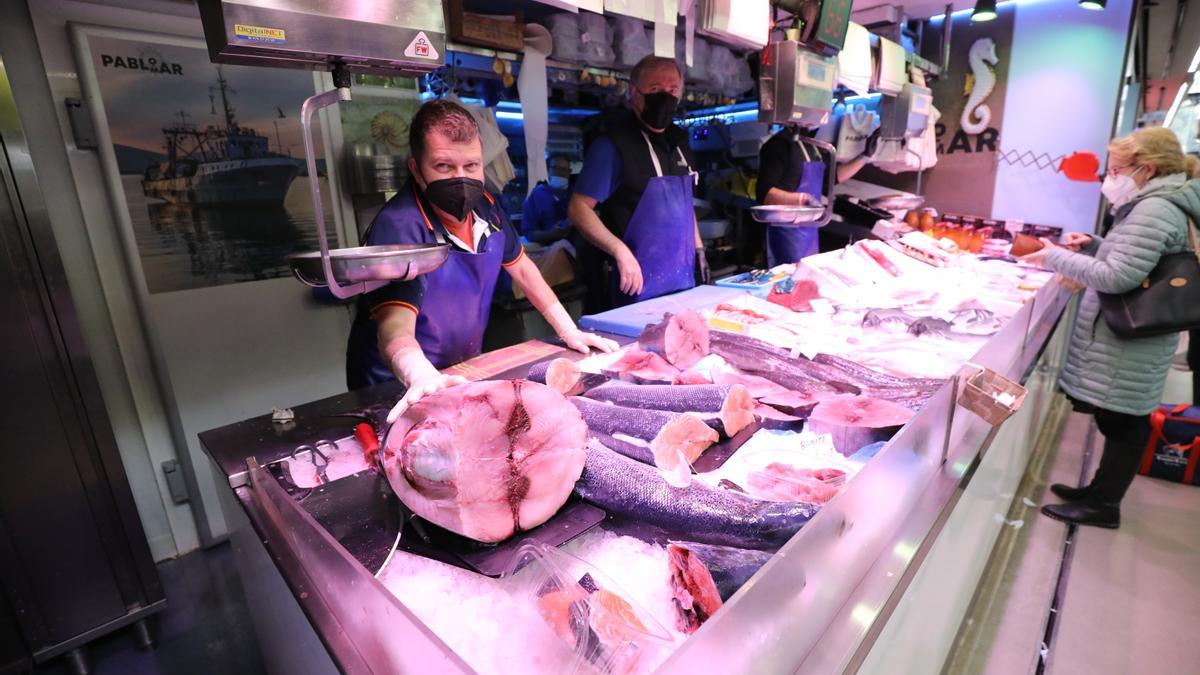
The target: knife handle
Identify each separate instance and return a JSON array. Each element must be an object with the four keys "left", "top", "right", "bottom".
[{"left": 355, "top": 422, "right": 380, "bottom": 464}]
